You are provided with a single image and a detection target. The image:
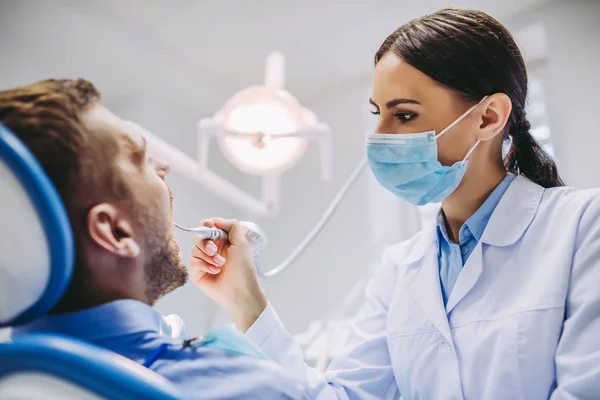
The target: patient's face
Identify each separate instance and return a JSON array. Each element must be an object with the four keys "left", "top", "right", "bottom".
[{"left": 81, "top": 105, "right": 187, "bottom": 304}]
